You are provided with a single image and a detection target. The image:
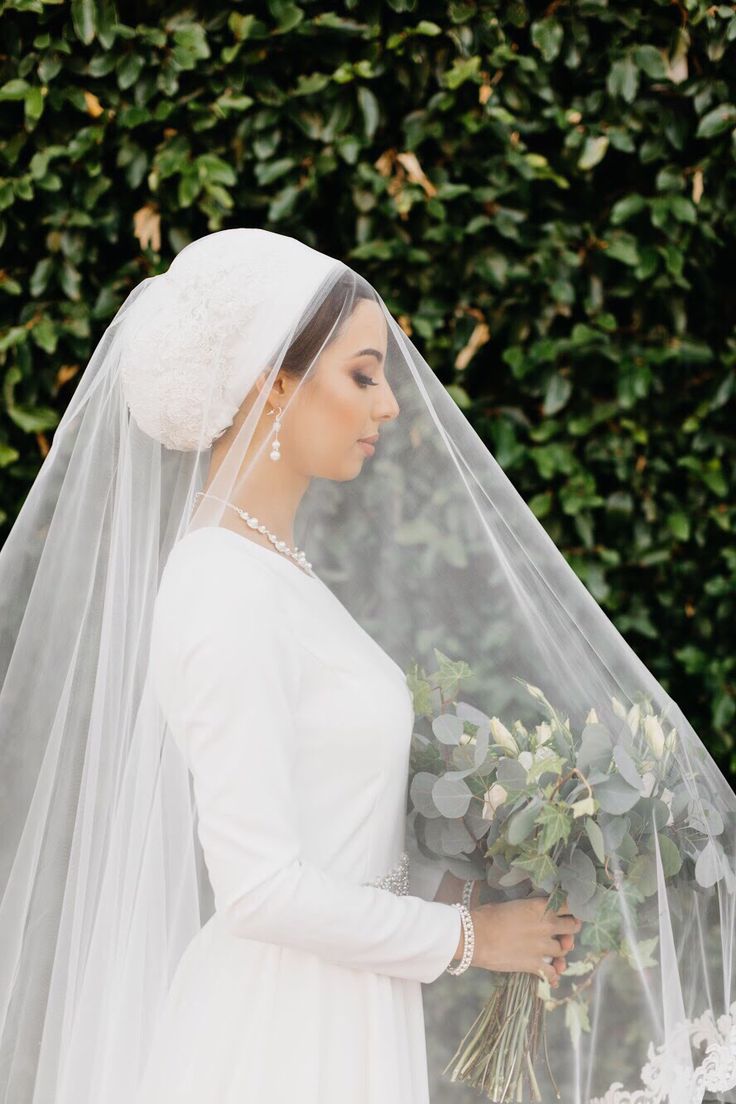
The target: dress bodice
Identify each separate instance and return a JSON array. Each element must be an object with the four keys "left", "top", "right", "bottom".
[{"left": 148, "top": 525, "right": 461, "bottom": 985}]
